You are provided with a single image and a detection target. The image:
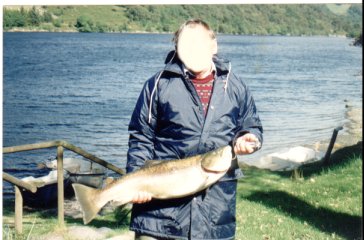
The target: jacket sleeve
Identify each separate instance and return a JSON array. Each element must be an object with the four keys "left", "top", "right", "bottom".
[
  {"left": 233, "top": 79, "right": 263, "bottom": 148},
  {"left": 126, "top": 74, "right": 159, "bottom": 173}
]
